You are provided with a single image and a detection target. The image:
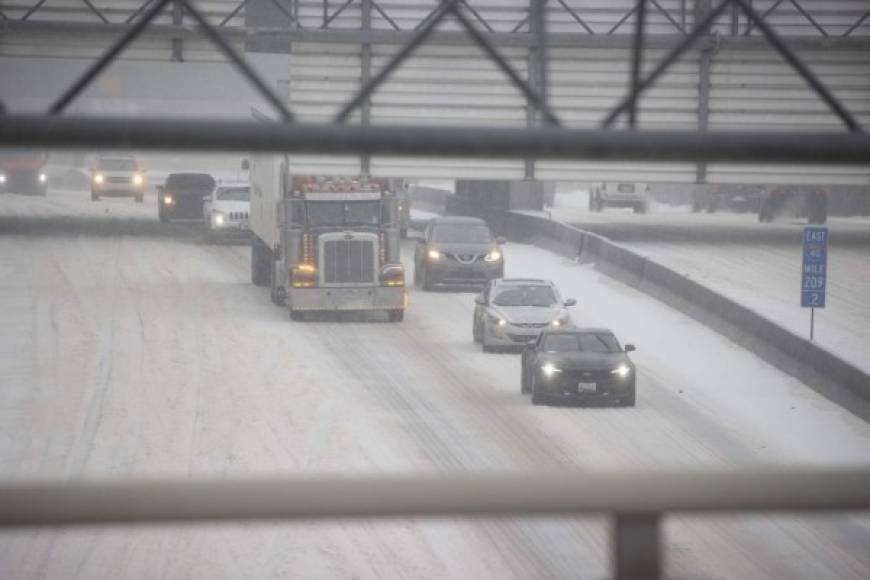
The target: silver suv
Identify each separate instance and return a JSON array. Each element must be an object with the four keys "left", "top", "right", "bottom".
[{"left": 91, "top": 156, "right": 144, "bottom": 202}]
